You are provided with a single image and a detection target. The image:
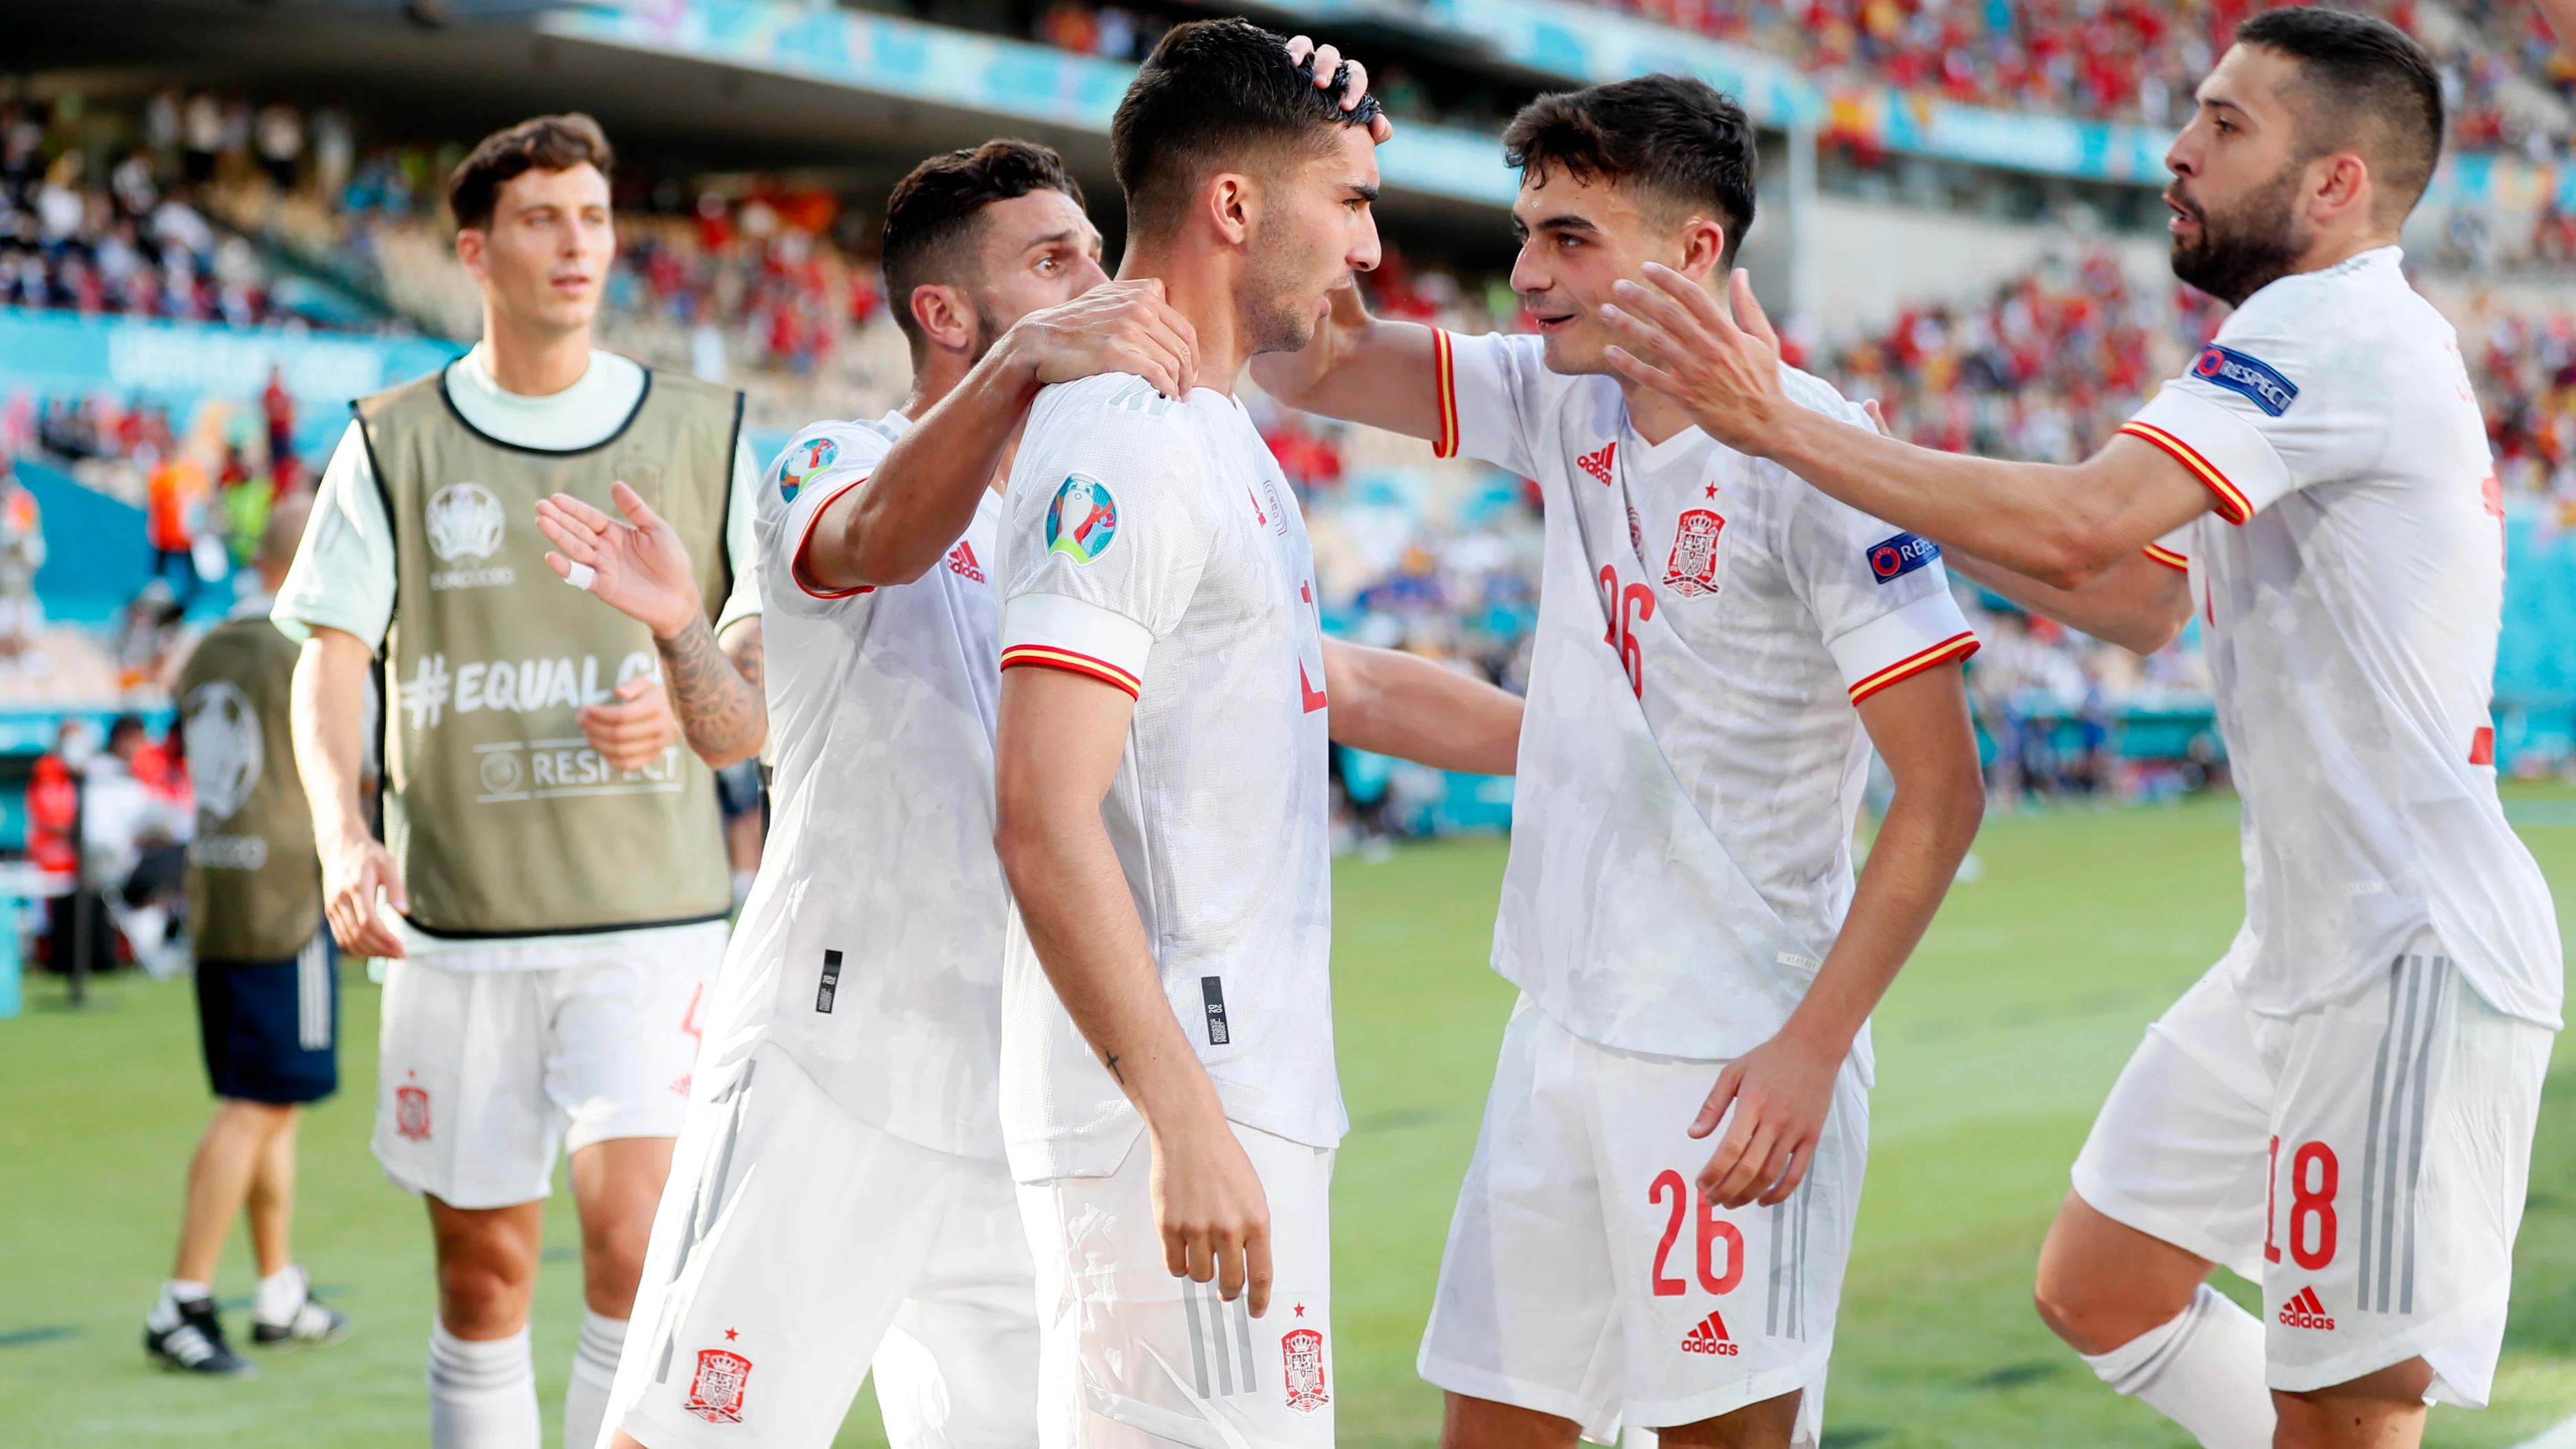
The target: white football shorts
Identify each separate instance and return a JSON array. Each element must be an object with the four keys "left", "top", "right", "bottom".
[
  {"left": 609, "top": 1043, "right": 1039, "bottom": 1449},
  {"left": 2071, "top": 936, "right": 2552, "bottom": 1406},
  {"left": 373, "top": 945, "right": 716, "bottom": 1208},
  {"left": 1019, "top": 1121, "right": 1336, "bottom": 1449},
  {"left": 1421, "top": 997, "right": 1865, "bottom": 1446}
]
